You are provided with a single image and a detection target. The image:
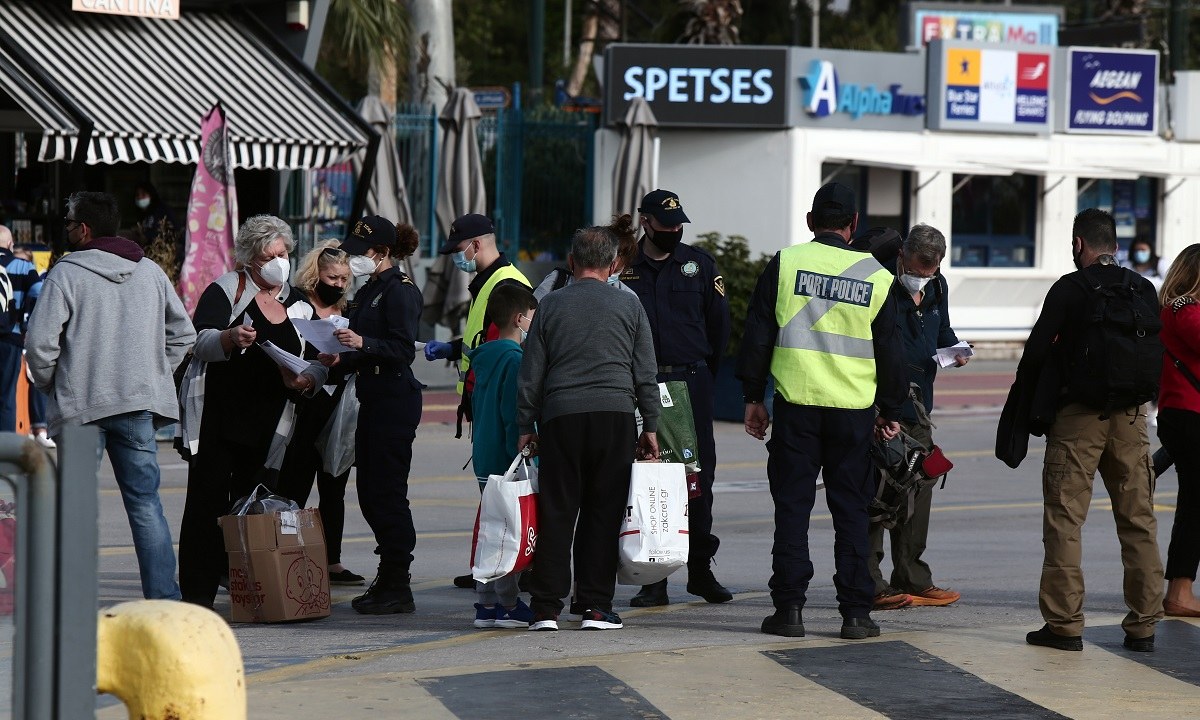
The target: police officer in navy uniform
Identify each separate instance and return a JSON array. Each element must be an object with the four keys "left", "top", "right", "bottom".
[
  {"left": 737, "top": 183, "right": 906, "bottom": 639},
  {"left": 294, "top": 215, "right": 424, "bottom": 615},
  {"left": 621, "top": 189, "right": 733, "bottom": 607}
]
